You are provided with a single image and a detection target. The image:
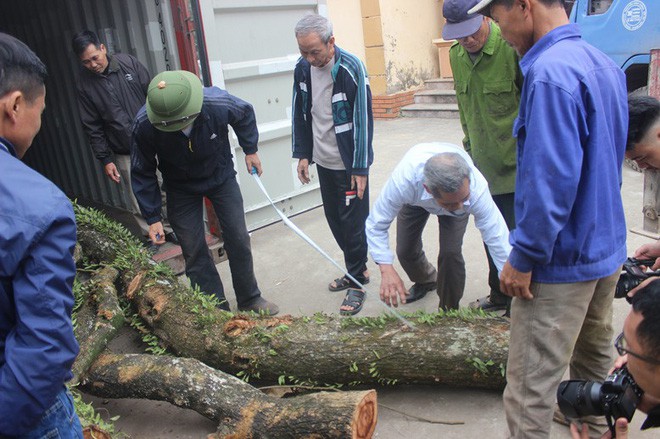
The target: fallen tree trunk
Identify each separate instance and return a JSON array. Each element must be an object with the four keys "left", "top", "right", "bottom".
[
  {"left": 72, "top": 266, "right": 125, "bottom": 384},
  {"left": 83, "top": 352, "right": 377, "bottom": 439},
  {"left": 76, "top": 207, "right": 509, "bottom": 390}
]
